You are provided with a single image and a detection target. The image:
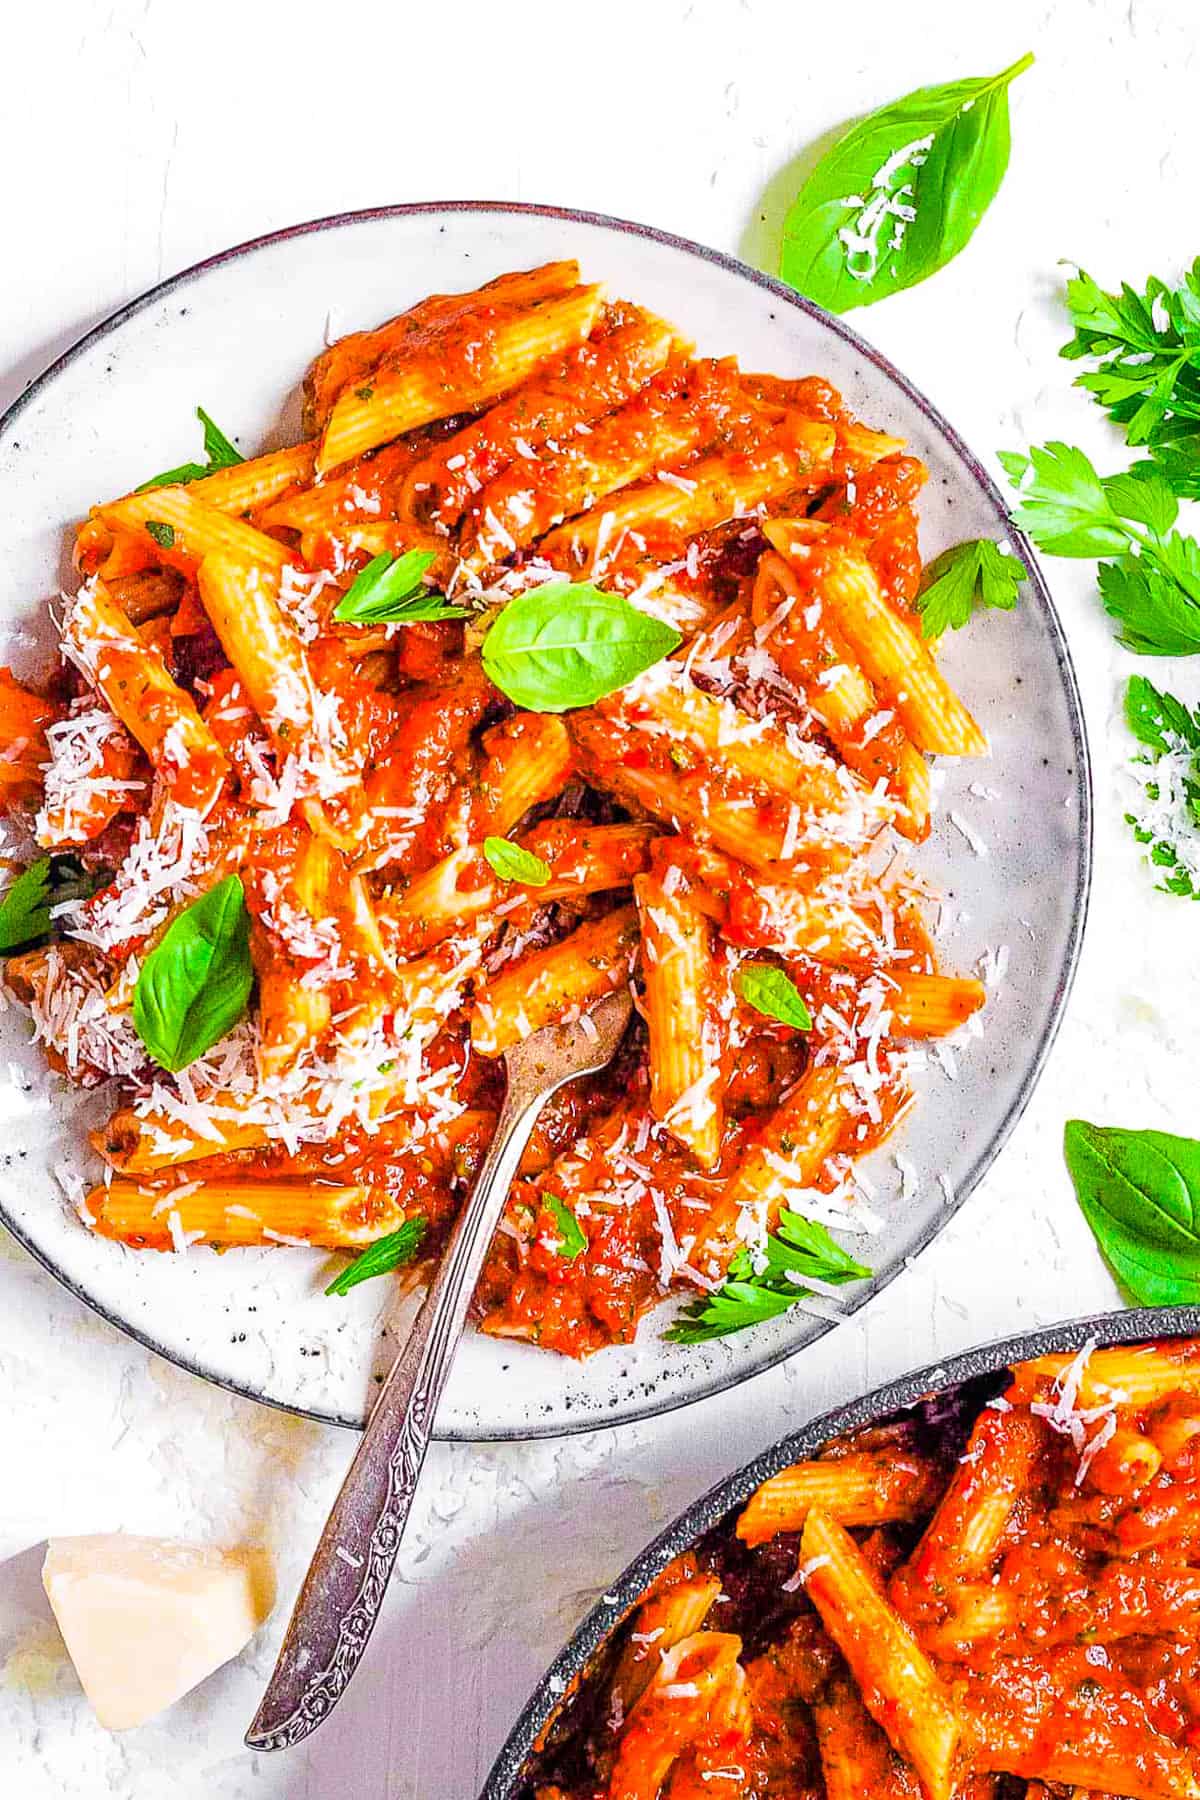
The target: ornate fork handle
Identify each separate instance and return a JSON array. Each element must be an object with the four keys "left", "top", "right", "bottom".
[{"left": 245, "top": 1080, "right": 547, "bottom": 1750}]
